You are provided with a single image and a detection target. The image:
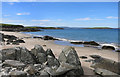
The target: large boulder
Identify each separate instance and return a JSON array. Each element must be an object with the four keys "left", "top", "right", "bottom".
[
  {"left": 15, "top": 47, "right": 36, "bottom": 64},
  {"left": 1, "top": 47, "right": 36, "bottom": 64},
  {"left": 90, "top": 55, "right": 120, "bottom": 75},
  {"left": 3, "top": 60, "right": 25, "bottom": 68},
  {"left": 58, "top": 47, "right": 81, "bottom": 66},
  {"left": 1, "top": 48, "right": 16, "bottom": 61},
  {"left": 31, "top": 45, "right": 46, "bottom": 56},
  {"left": 58, "top": 47, "right": 84, "bottom": 76},
  {"left": 37, "top": 53, "right": 47, "bottom": 64}
]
